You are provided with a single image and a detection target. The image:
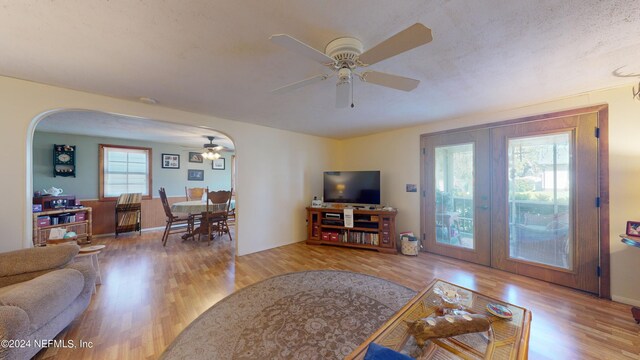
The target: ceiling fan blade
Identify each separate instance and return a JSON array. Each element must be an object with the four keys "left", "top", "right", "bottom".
[
  {"left": 358, "top": 23, "right": 432, "bottom": 66},
  {"left": 361, "top": 71, "right": 420, "bottom": 91},
  {"left": 336, "top": 81, "right": 352, "bottom": 108},
  {"left": 272, "top": 74, "right": 330, "bottom": 94},
  {"left": 270, "top": 34, "right": 335, "bottom": 65}
]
